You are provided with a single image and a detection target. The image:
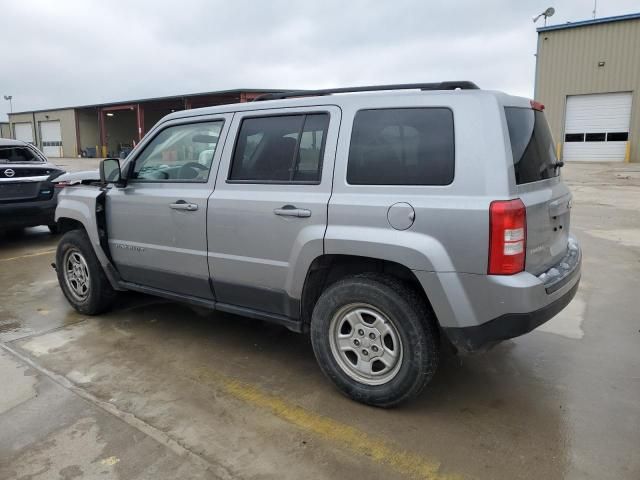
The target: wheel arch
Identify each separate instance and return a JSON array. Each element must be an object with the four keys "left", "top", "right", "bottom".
[
  {"left": 299, "top": 254, "right": 437, "bottom": 331},
  {"left": 55, "top": 191, "right": 124, "bottom": 290},
  {"left": 57, "top": 217, "right": 87, "bottom": 234}
]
